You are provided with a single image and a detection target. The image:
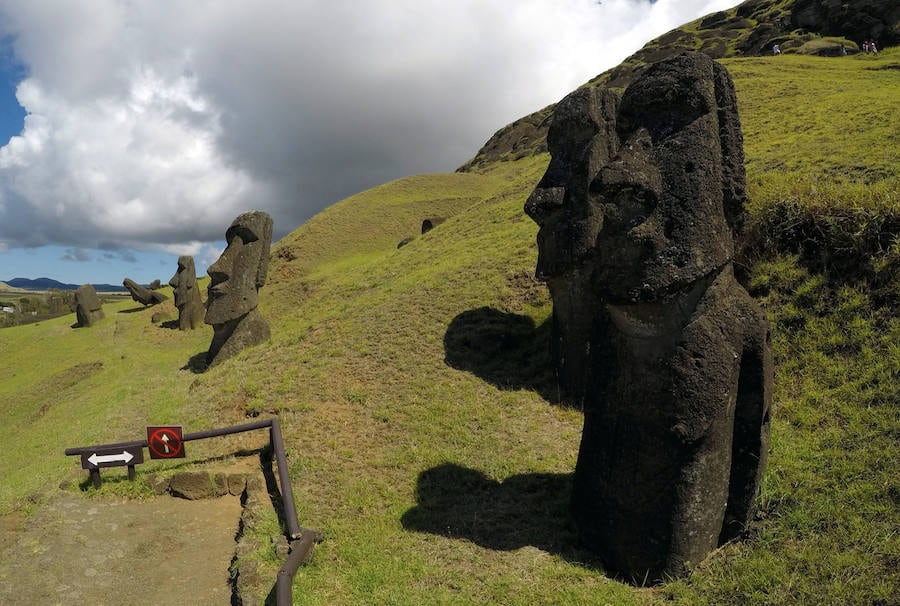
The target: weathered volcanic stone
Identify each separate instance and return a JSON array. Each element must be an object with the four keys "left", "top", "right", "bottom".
[
  {"left": 74, "top": 284, "right": 104, "bottom": 327},
  {"left": 123, "top": 278, "right": 168, "bottom": 306},
  {"left": 147, "top": 279, "right": 162, "bottom": 290},
  {"left": 168, "top": 255, "right": 204, "bottom": 330},
  {"left": 205, "top": 210, "right": 273, "bottom": 367},
  {"left": 525, "top": 52, "right": 772, "bottom": 582}
]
